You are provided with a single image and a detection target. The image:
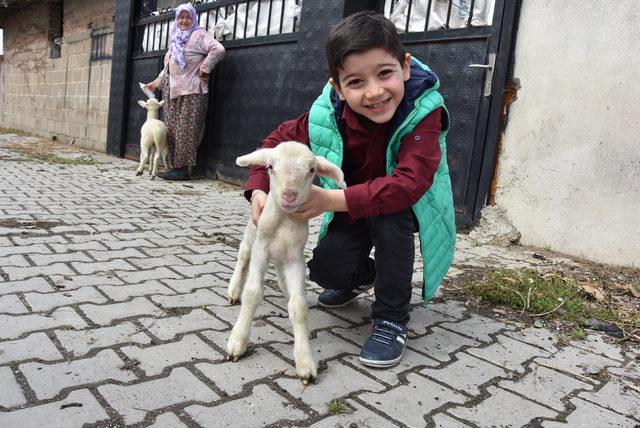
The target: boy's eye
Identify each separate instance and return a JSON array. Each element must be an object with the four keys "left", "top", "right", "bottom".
[
  {"left": 346, "top": 79, "right": 363, "bottom": 88},
  {"left": 379, "top": 69, "right": 393, "bottom": 78}
]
